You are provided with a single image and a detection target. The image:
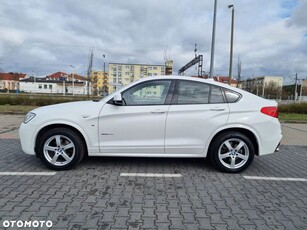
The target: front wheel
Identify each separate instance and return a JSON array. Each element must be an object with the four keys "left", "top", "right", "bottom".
[
  {"left": 210, "top": 132, "right": 255, "bottom": 173},
  {"left": 37, "top": 128, "right": 85, "bottom": 170}
]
